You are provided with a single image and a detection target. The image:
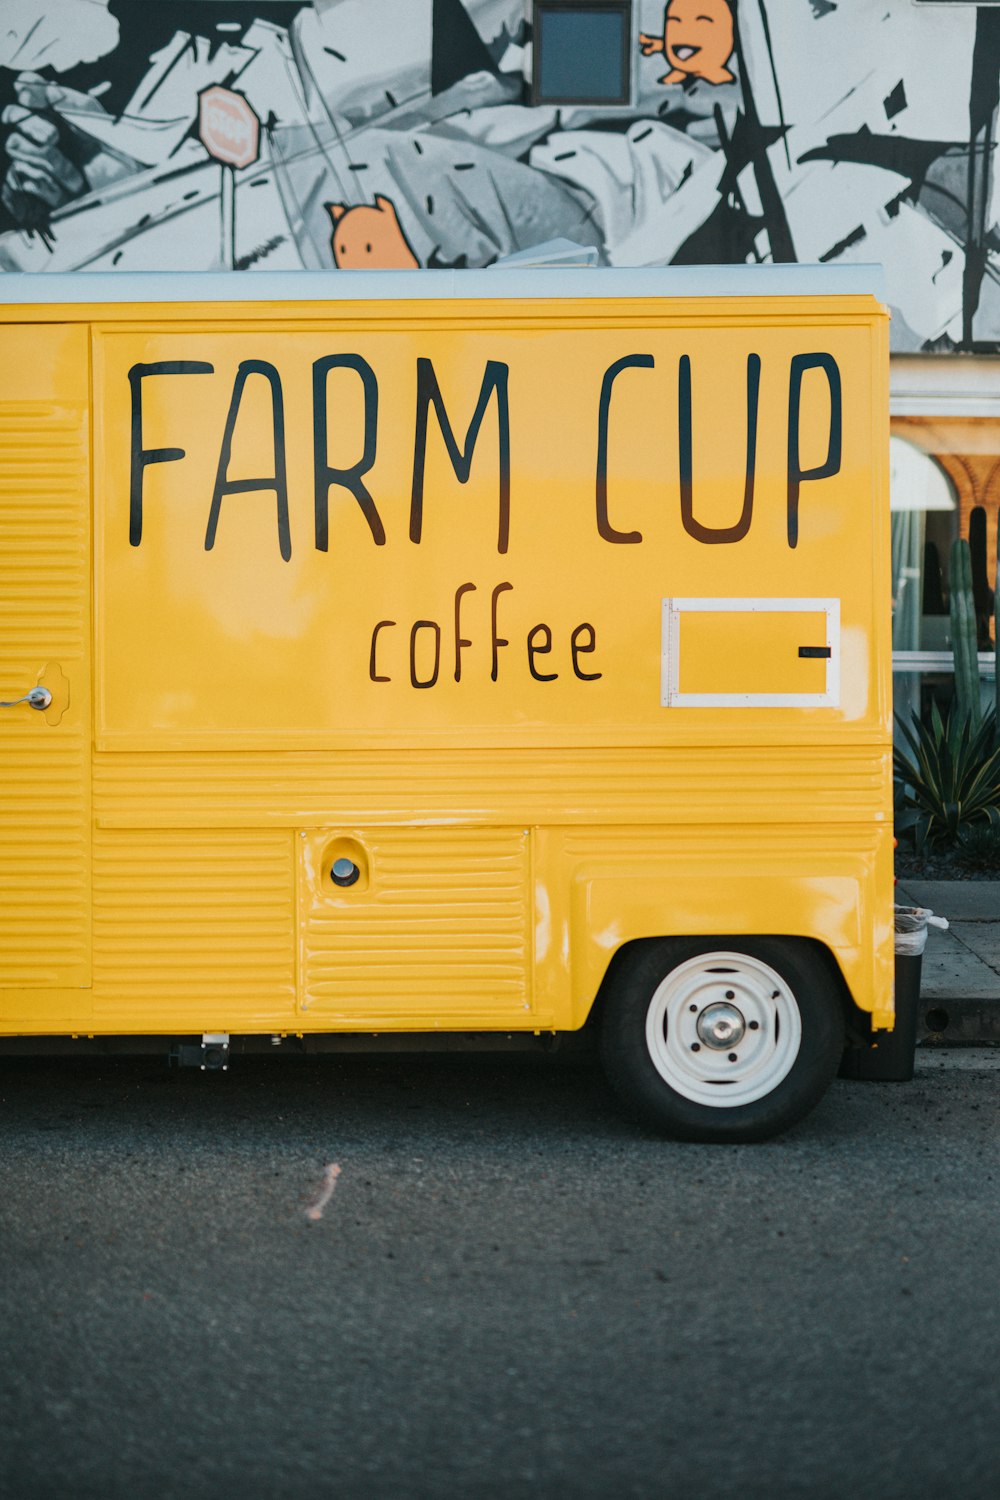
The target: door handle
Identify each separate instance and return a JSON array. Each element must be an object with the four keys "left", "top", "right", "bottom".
[{"left": 0, "top": 686, "right": 52, "bottom": 711}]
